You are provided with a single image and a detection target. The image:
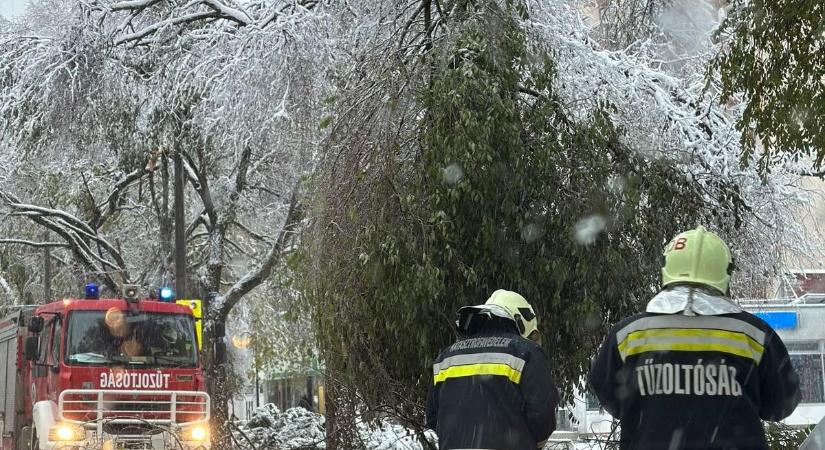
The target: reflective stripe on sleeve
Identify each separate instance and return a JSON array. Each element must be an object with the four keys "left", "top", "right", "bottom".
[{"left": 432, "top": 352, "right": 525, "bottom": 385}]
